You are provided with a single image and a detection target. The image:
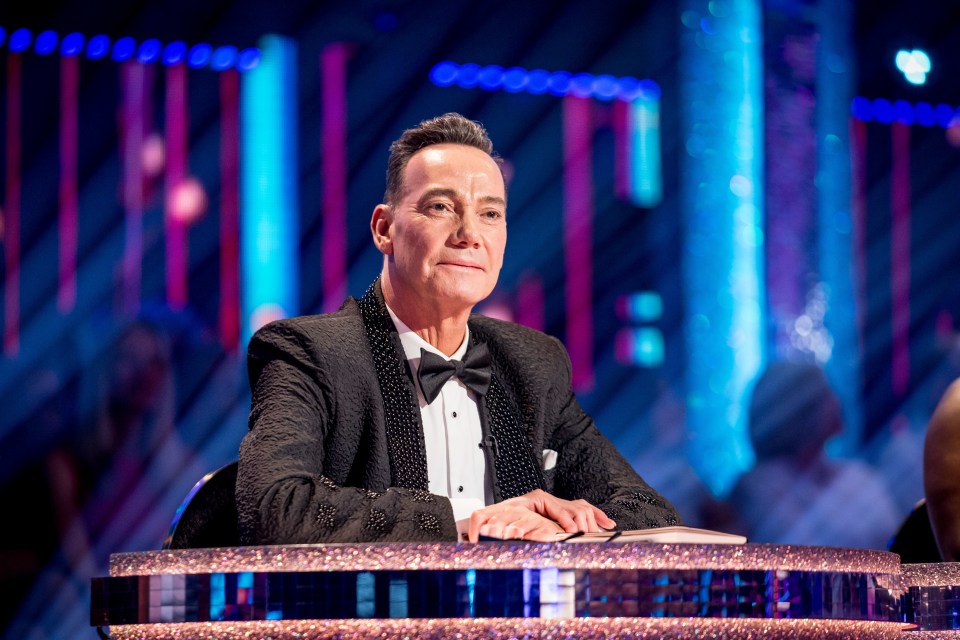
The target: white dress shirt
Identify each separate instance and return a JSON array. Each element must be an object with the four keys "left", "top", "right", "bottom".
[{"left": 385, "top": 305, "right": 493, "bottom": 527}]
